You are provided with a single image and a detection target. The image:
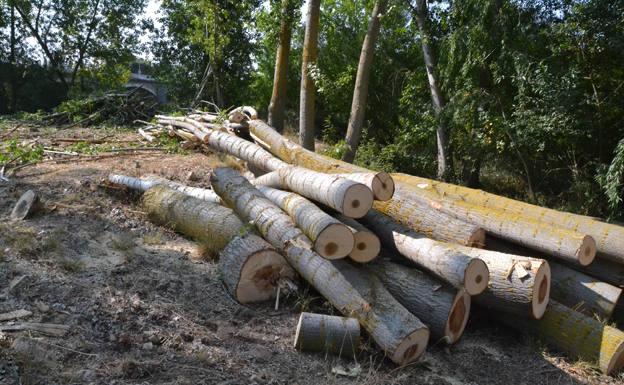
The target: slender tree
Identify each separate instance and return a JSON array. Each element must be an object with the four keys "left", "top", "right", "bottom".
[
  {"left": 342, "top": 0, "right": 387, "bottom": 163},
  {"left": 412, "top": 0, "right": 449, "bottom": 179},
  {"left": 299, "top": 0, "right": 321, "bottom": 151},
  {"left": 9, "top": 3, "right": 17, "bottom": 112},
  {"left": 268, "top": 0, "right": 295, "bottom": 132}
]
